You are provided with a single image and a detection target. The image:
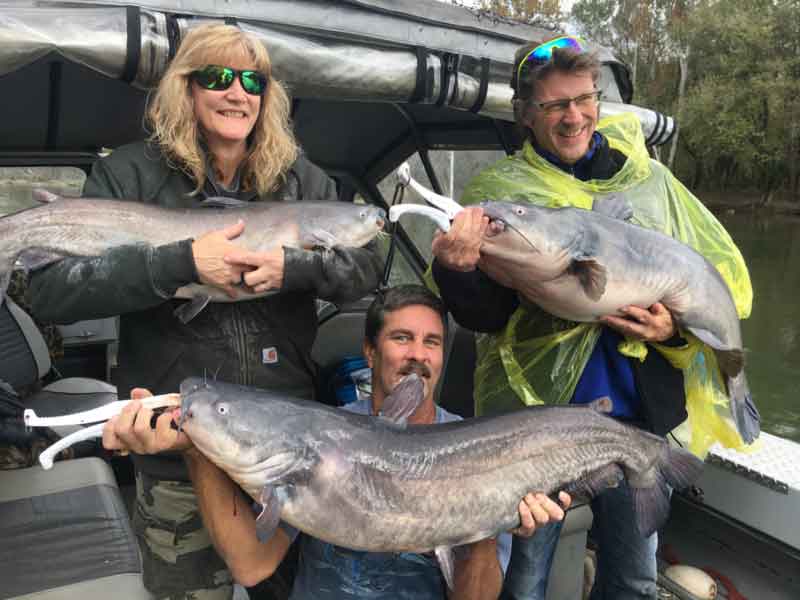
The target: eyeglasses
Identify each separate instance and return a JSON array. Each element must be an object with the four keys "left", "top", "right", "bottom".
[
  {"left": 516, "top": 35, "right": 588, "bottom": 85},
  {"left": 531, "top": 90, "right": 602, "bottom": 115},
  {"left": 191, "top": 65, "right": 268, "bottom": 96}
]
